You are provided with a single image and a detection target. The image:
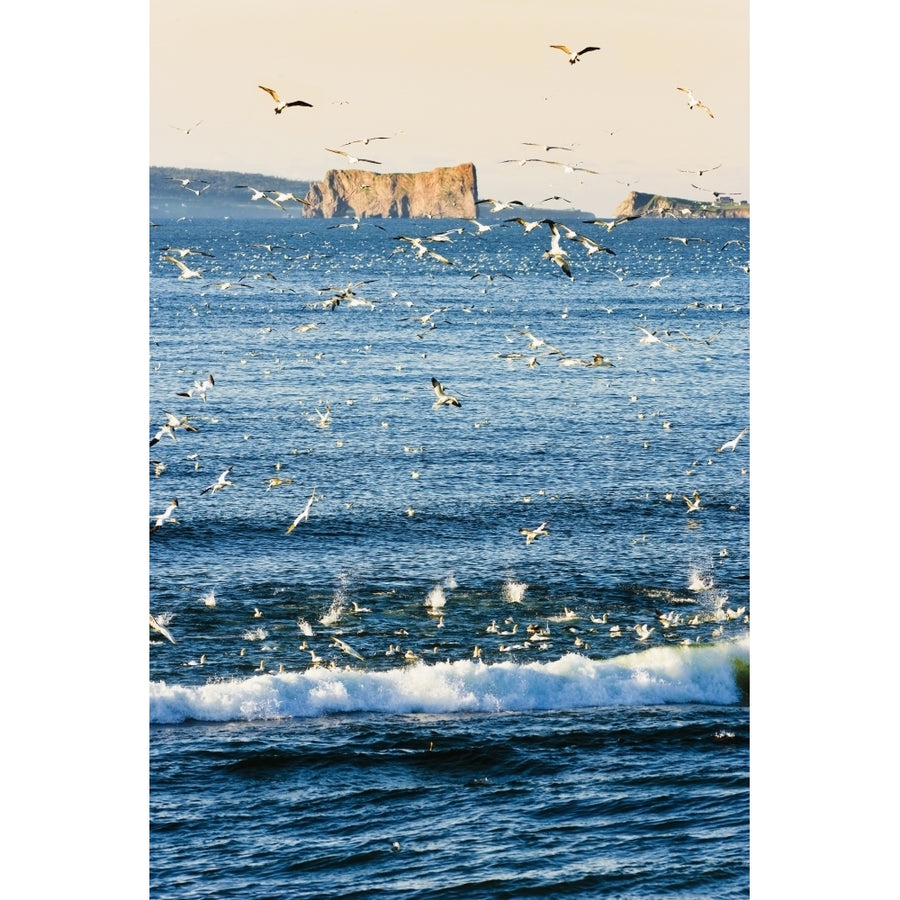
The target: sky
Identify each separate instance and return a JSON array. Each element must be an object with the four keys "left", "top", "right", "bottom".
[{"left": 149, "top": 0, "right": 749, "bottom": 216}]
